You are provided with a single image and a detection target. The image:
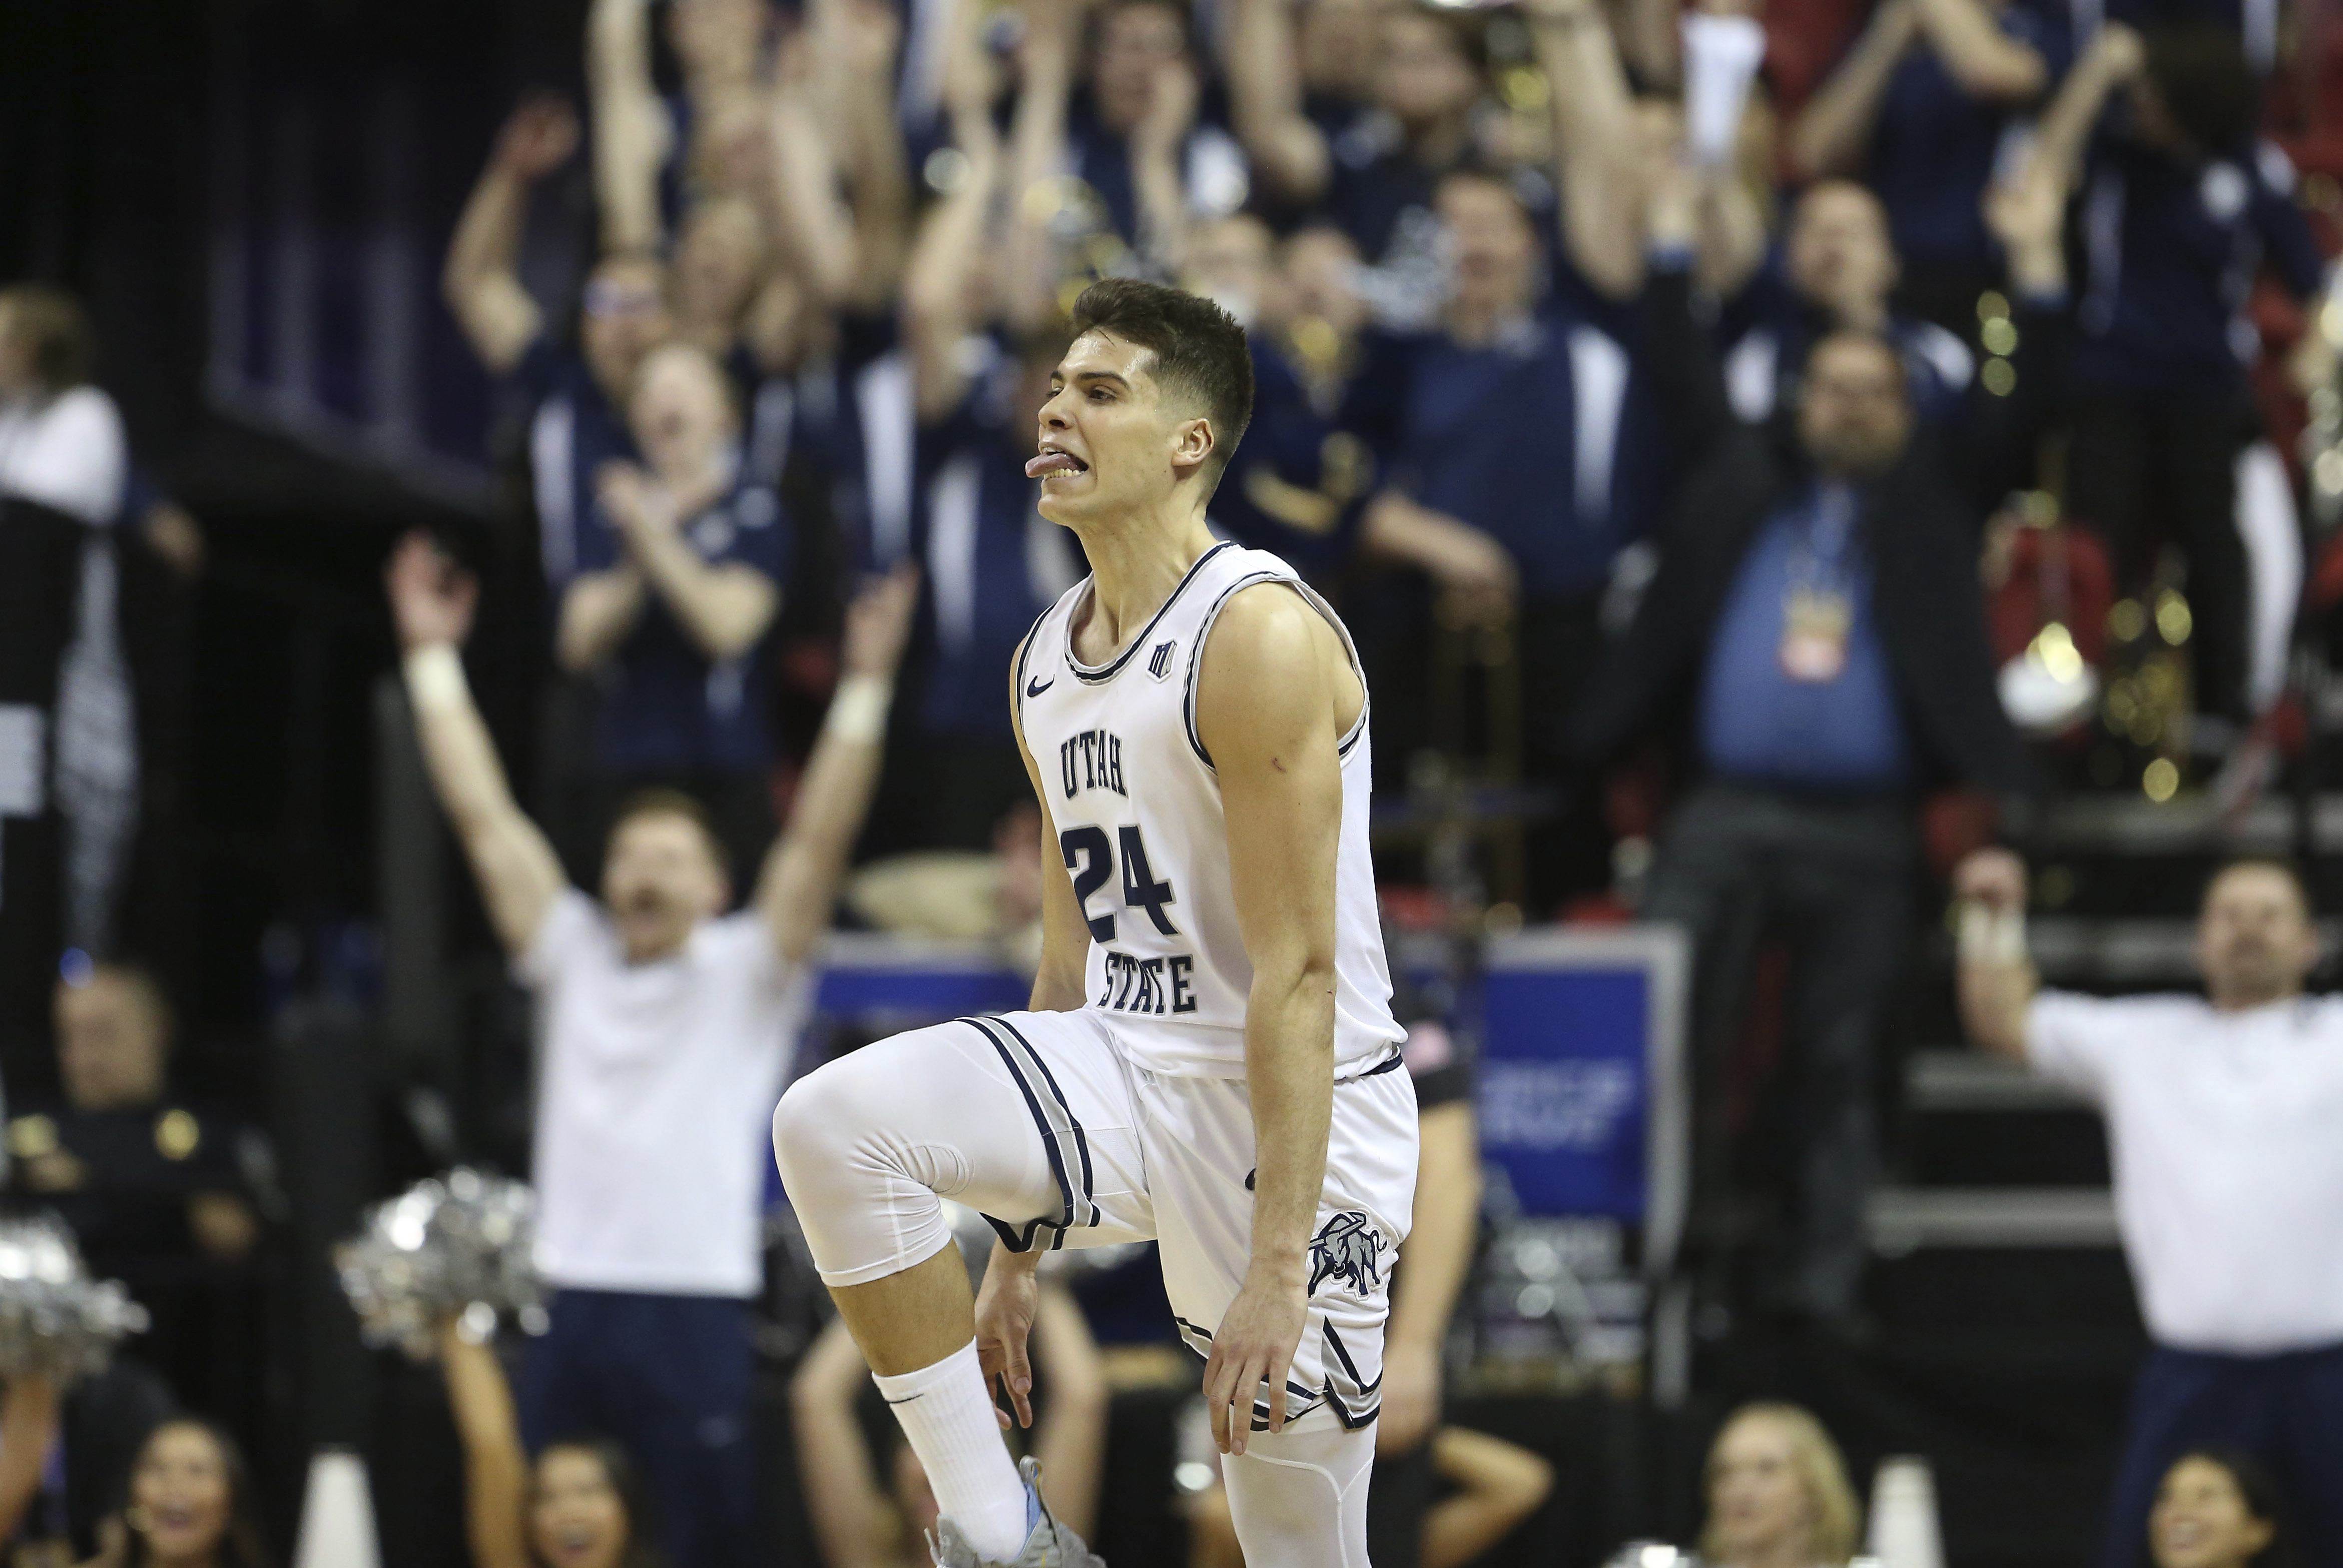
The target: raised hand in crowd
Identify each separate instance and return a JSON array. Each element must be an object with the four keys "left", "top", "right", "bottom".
[
  {"left": 442, "top": 93, "right": 581, "bottom": 375},
  {"left": 1525, "top": 0, "right": 1646, "bottom": 300},
  {"left": 1132, "top": 54, "right": 1203, "bottom": 275},
  {"left": 387, "top": 533, "right": 567, "bottom": 958},
  {"left": 754, "top": 563, "right": 921, "bottom": 966}
]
